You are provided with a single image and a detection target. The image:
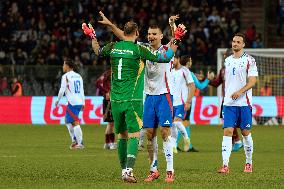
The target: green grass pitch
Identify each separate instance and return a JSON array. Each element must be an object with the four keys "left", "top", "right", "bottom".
[{"left": 0, "top": 124, "right": 283, "bottom": 189}]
